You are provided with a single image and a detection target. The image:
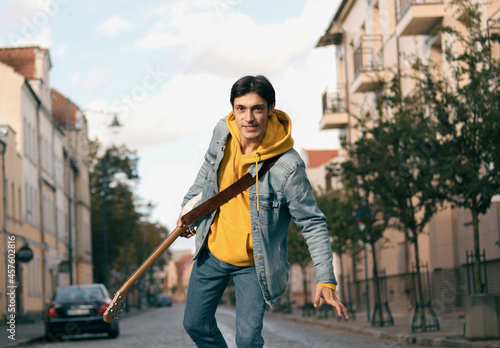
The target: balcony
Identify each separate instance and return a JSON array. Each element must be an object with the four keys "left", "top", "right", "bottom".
[
  {"left": 397, "top": 0, "right": 446, "bottom": 36},
  {"left": 352, "top": 35, "right": 389, "bottom": 93},
  {"left": 319, "top": 88, "right": 349, "bottom": 130}
]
